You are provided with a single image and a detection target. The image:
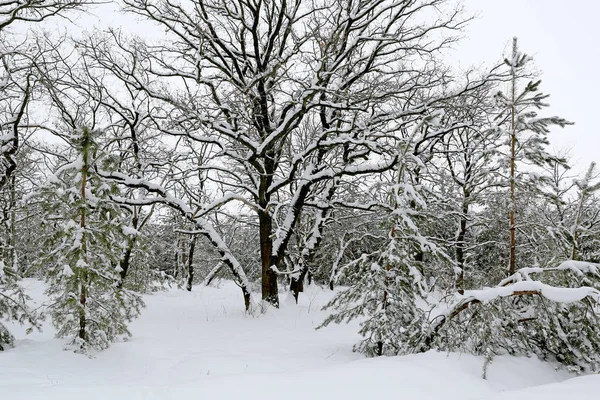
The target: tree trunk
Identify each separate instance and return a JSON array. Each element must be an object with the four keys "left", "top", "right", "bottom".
[
  {"left": 78, "top": 285, "right": 87, "bottom": 342},
  {"left": 203, "top": 262, "right": 223, "bottom": 286},
  {"left": 259, "top": 210, "right": 279, "bottom": 307},
  {"left": 509, "top": 37, "right": 518, "bottom": 276},
  {"left": 290, "top": 267, "right": 307, "bottom": 303},
  {"left": 117, "top": 238, "right": 134, "bottom": 289},
  {"left": 290, "top": 181, "right": 336, "bottom": 301},
  {"left": 243, "top": 286, "right": 251, "bottom": 311},
  {"left": 186, "top": 236, "right": 196, "bottom": 291},
  {"left": 78, "top": 130, "right": 89, "bottom": 343},
  {"left": 456, "top": 194, "right": 469, "bottom": 295}
]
